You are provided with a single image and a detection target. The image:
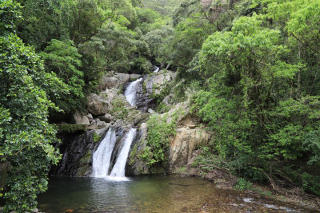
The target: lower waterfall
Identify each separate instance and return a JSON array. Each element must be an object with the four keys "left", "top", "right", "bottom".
[
  {"left": 91, "top": 128, "right": 137, "bottom": 181},
  {"left": 110, "top": 128, "right": 137, "bottom": 177},
  {"left": 91, "top": 128, "right": 117, "bottom": 178}
]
